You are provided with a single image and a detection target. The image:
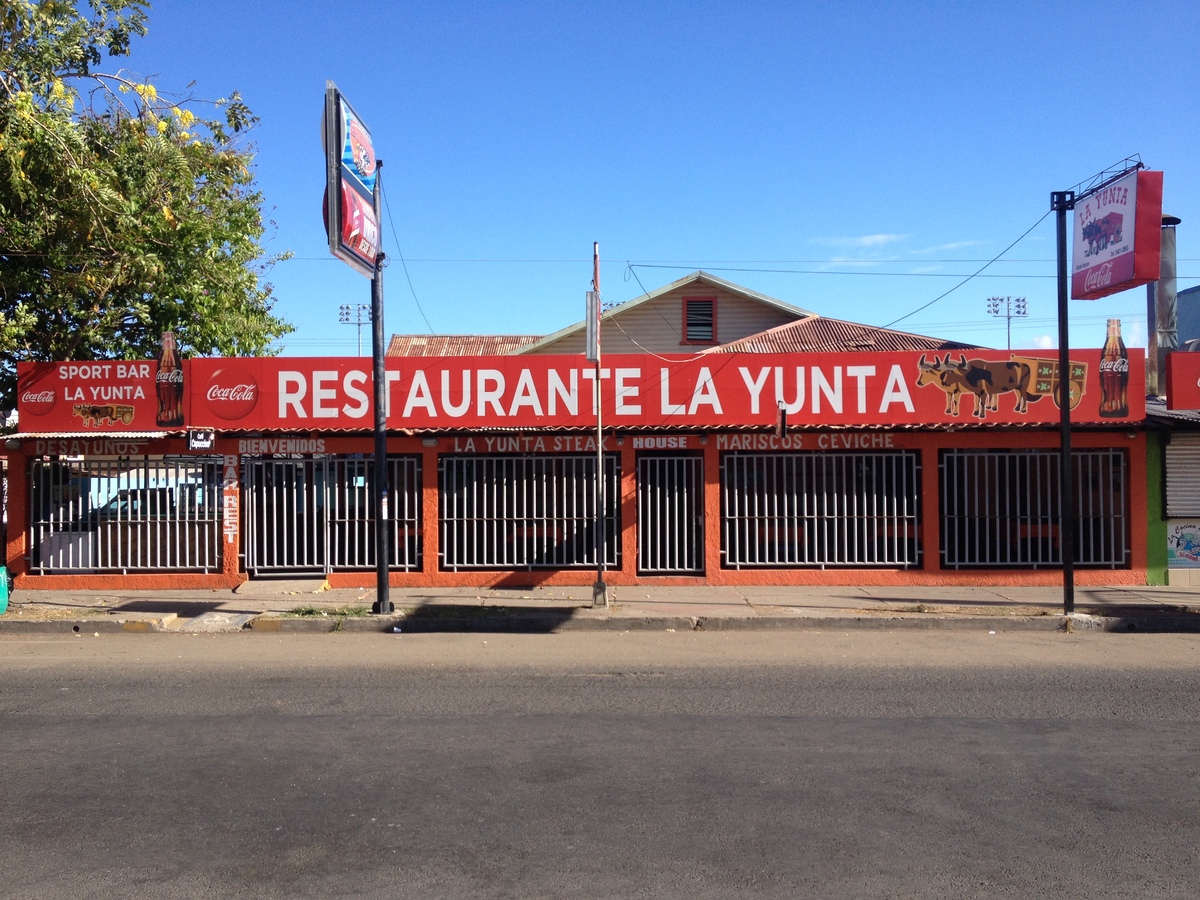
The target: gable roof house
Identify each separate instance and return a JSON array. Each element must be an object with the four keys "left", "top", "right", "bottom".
[{"left": 386, "top": 270, "right": 978, "bottom": 357}]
